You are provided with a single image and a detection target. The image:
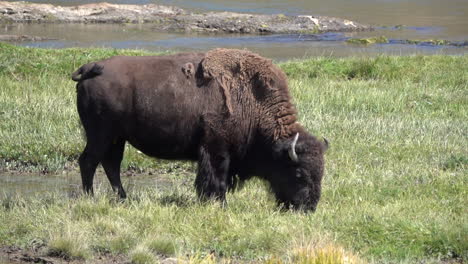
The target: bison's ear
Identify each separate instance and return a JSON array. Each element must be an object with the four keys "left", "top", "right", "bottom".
[{"left": 182, "top": 62, "right": 195, "bottom": 79}]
